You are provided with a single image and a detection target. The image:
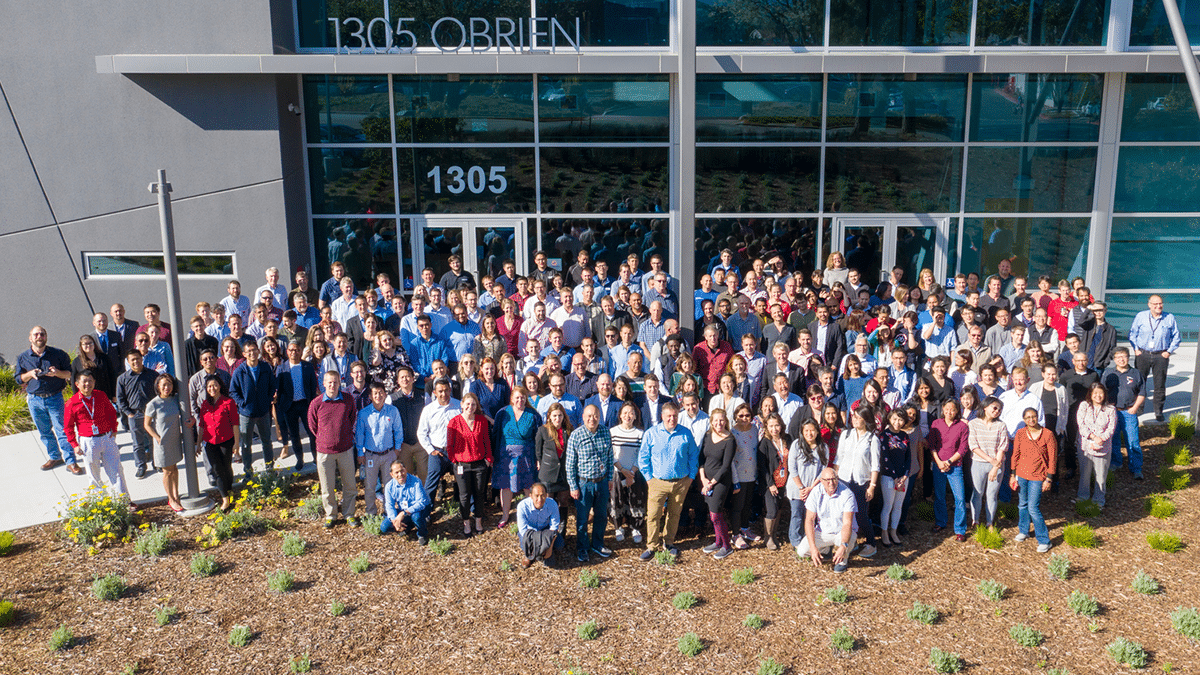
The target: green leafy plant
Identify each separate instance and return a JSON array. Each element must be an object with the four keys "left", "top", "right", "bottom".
[
  {"left": 1130, "top": 572, "right": 1160, "bottom": 597},
  {"left": 830, "top": 626, "right": 855, "bottom": 653},
  {"left": 293, "top": 495, "right": 324, "bottom": 521},
  {"left": 1074, "top": 499, "right": 1102, "bottom": 518},
  {"left": 427, "top": 536, "right": 454, "bottom": 556},
  {"left": 1170, "top": 606, "right": 1200, "bottom": 642},
  {"left": 91, "top": 573, "right": 126, "bottom": 601},
  {"left": 198, "top": 505, "right": 269, "bottom": 548},
  {"left": 914, "top": 501, "right": 935, "bottom": 521},
  {"left": 678, "top": 632, "right": 705, "bottom": 657},
  {"left": 1147, "top": 530, "right": 1183, "bottom": 553},
  {"left": 1146, "top": 495, "right": 1177, "bottom": 519},
  {"left": 61, "top": 487, "right": 133, "bottom": 550},
  {"left": 360, "top": 514, "right": 384, "bottom": 536},
  {"left": 1166, "top": 444, "right": 1192, "bottom": 466},
  {"left": 349, "top": 552, "right": 369, "bottom": 574},
  {"left": 328, "top": 600, "right": 346, "bottom": 617},
  {"left": 978, "top": 579, "right": 1008, "bottom": 602},
  {"left": 48, "top": 624, "right": 74, "bottom": 651},
  {"left": 1107, "top": 637, "right": 1148, "bottom": 669},
  {"left": 758, "top": 657, "right": 786, "bottom": 675},
  {"left": 655, "top": 550, "right": 676, "bottom": 566},
  {"left": 1063, "top": 522, "right": 1098, "bottom": 548},
  {"left": 731, "top": 567, "right": 755, "bottom": 585},
  {"left": 239, "top": 470, "right": 296, "bottom": 509},
  {"left": 1048, "top": 554, "right": 1071, "bottom": 580},
  {"left": 1069, "top": 590, "right": 1100, "bottom": 617},
  {"left": 153, "top": 604, "right": 178, "bottom": 626},
  {"left": 281, "top": 531, "right": 307, "bottom": 557},
  {"left": 824, "top": 585, "right": 849, "bottom": 604},
  {"left": 1010, "top": 623, "right": 1044, "bottom": 647},
  {"left": 267, "top": 569, "right": 295, "bottom": 593},
  {"left": 134, "top": 523, "right": 170, "bottom": 557},
  {"left": 672, "top": 591, "right": 698, "bottom": 610},
  {"left": 929, "top": 647, "right": 963, "bottom": 673},
  {"left": 0, "top": 600, "right": 15, "bottom": 627},
  {"left": 190, "top": 552, "right": 219, "bottom": 577},
  {"left": 1047, "top": 669, "right": 1072, "bottom": 675},
  {"left": 578, "top": 570, "right": 600, "bottom": 589},
  {"left": 1169, "top": 412, "right": 1194, "bottom": 441},
  {"left": 228, "top": 624, "right": 252, "bottom": 648},
  {"left": 0, "top": 531, "right": 14, "bottom": 555},
  {"left": 507, "top": 521, "right": 518, "bottom": 535},
  {"left": 907, "top": 600, "right": 939, "bottom": 625},
  {"left": 289, "top": 653, "right": 312, "bottom": 674},
  {"left": 886, "top": 563, "right": 914, "bottom": 581},
  {"left": 1160, "top": 468, "right": 1191, "bottom": 492},
  {"left": 119, "top": 664, "right": 140, "bottom": 675},
  {"left": 743, "top": 614, "right": 765, "bottom": 629},
  {"left": 577, "top": 619, "right": 599, "bottom": 640},
  {"left": 974, "top": 525, "right": 1004, "bottom": 550}
]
